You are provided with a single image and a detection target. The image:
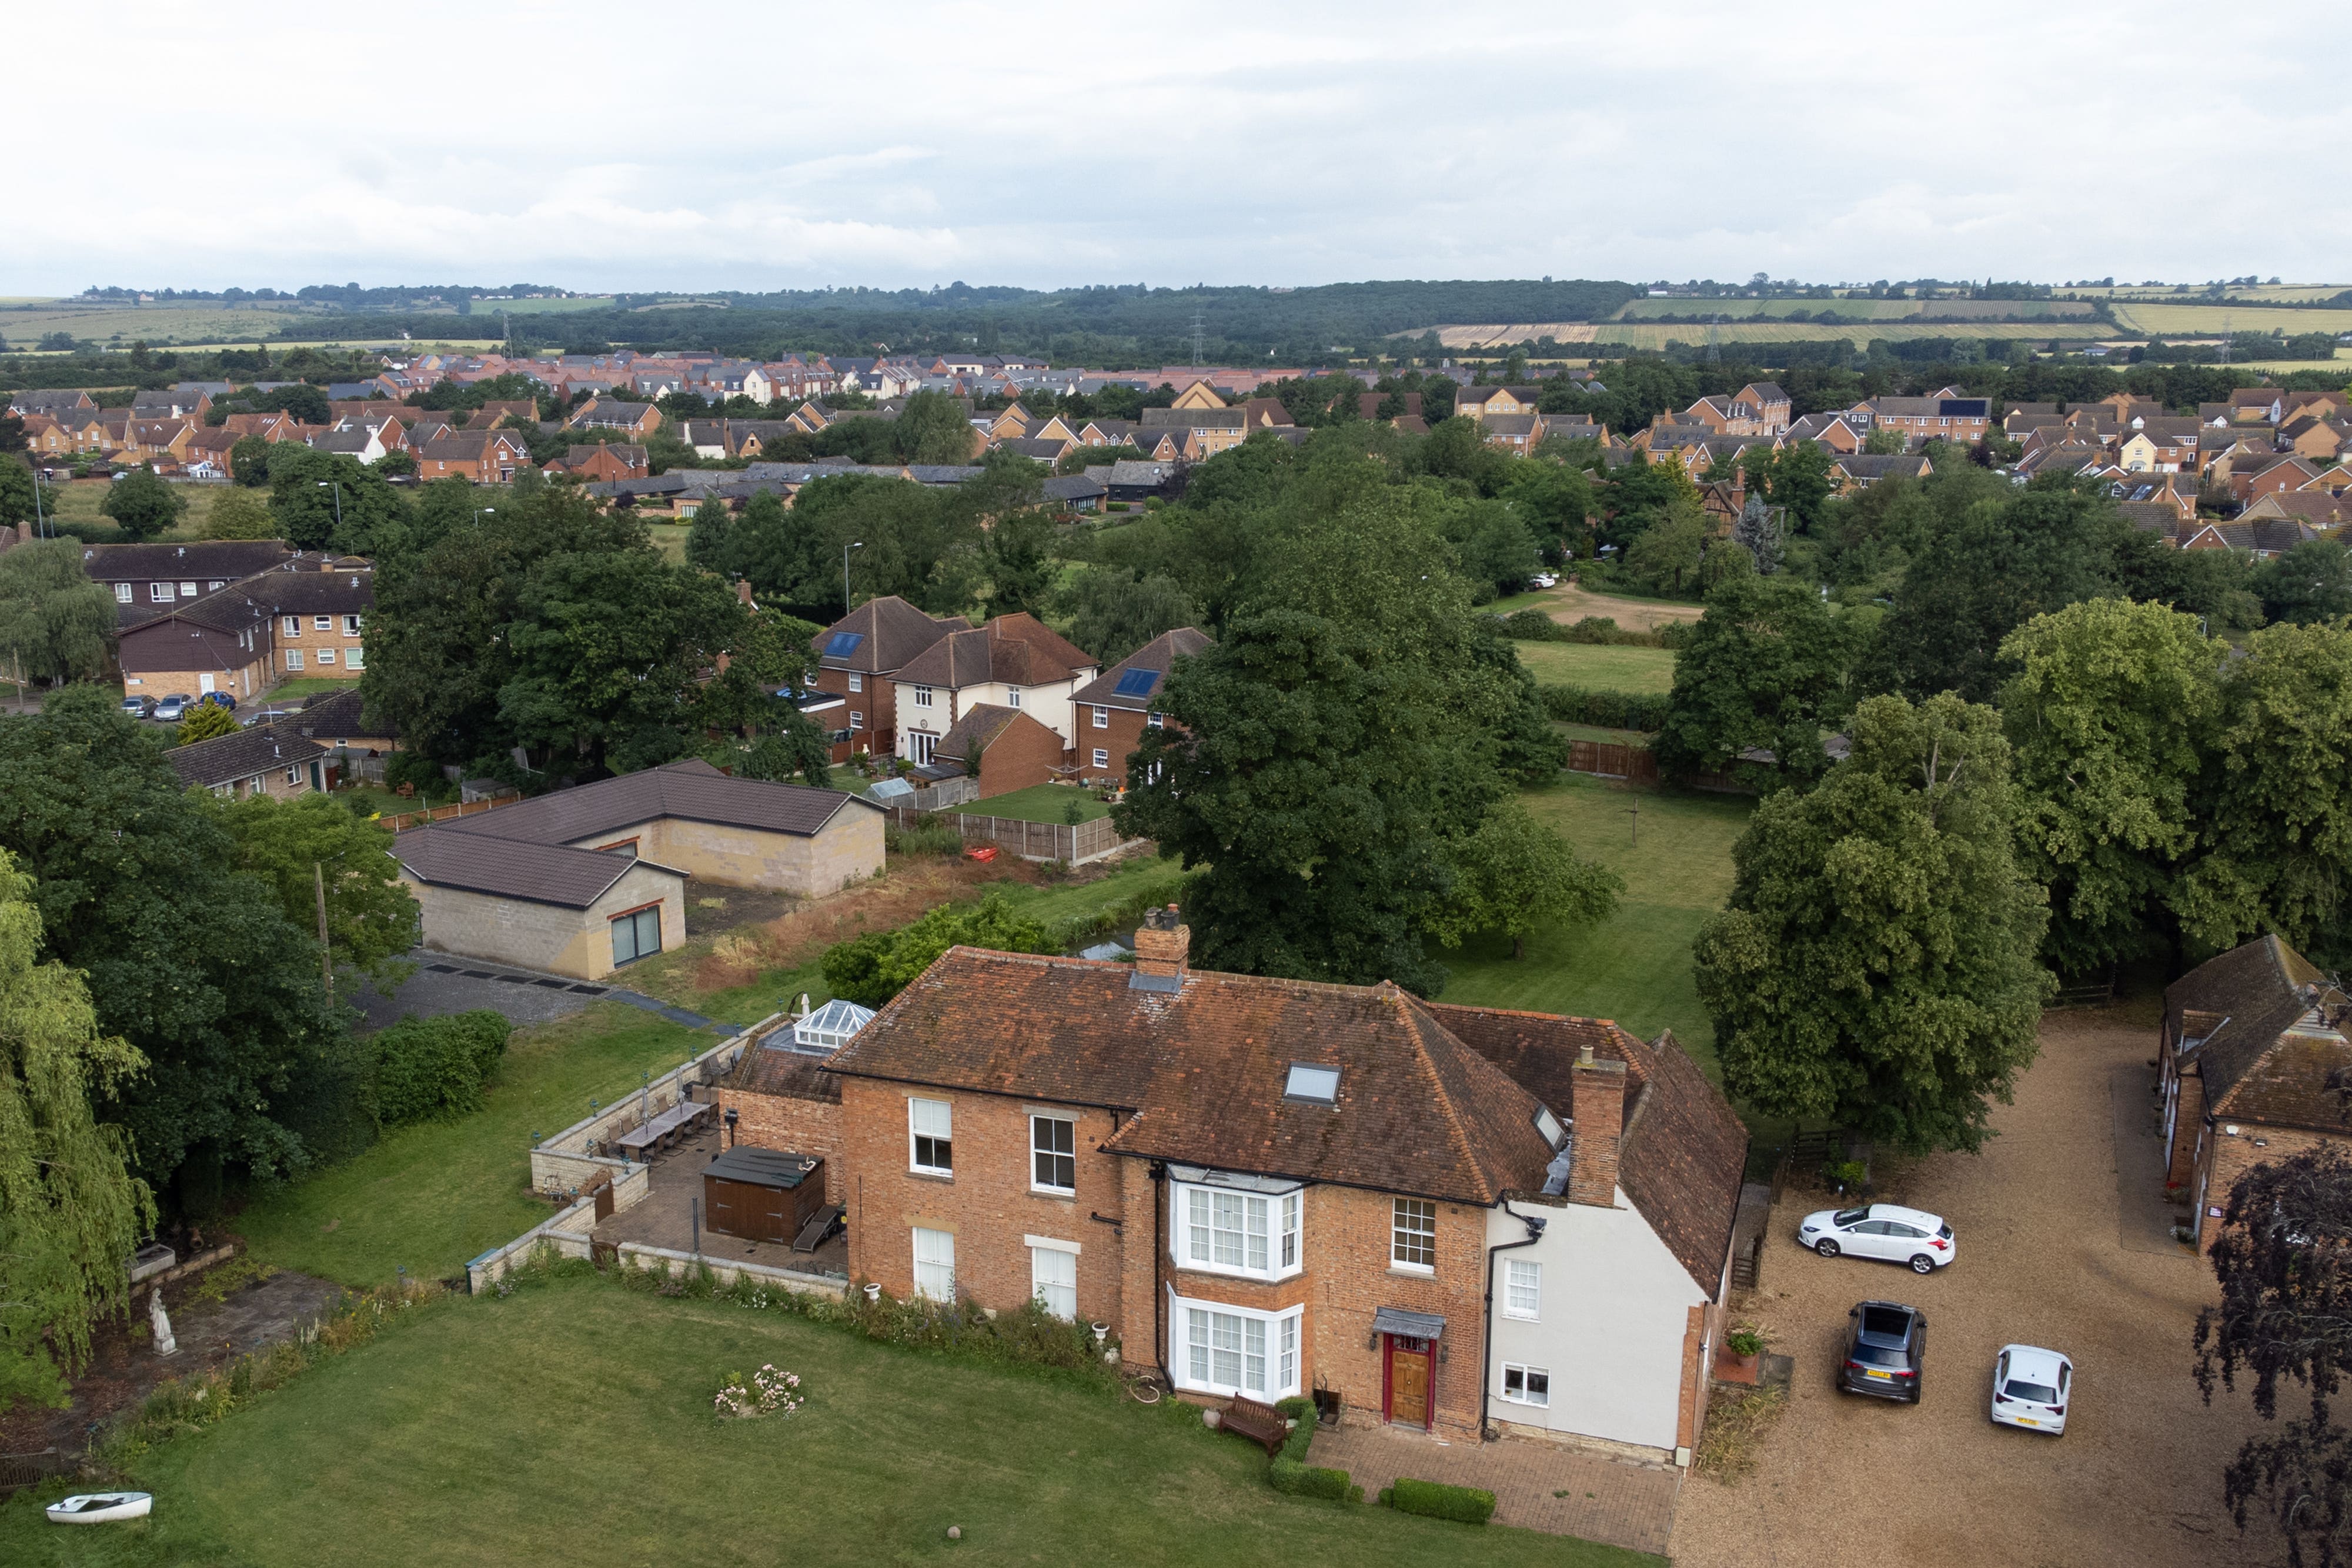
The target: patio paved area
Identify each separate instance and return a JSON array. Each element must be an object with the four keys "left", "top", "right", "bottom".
[
  {"left": 1305, "top": 1422, "right": 1679, "bottom": 1556},
  {"left": 592, "top": 1126, "right": 848, "bottom": 1279}
]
